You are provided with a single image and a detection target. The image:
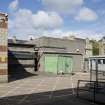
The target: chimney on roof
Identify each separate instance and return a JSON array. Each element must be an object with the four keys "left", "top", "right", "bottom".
[
  {"left": 28, "top": 35, "right": 35, "bottom": 40},
  {"left": 13, "top": 36, "right": 17, "bottom": 43}
]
